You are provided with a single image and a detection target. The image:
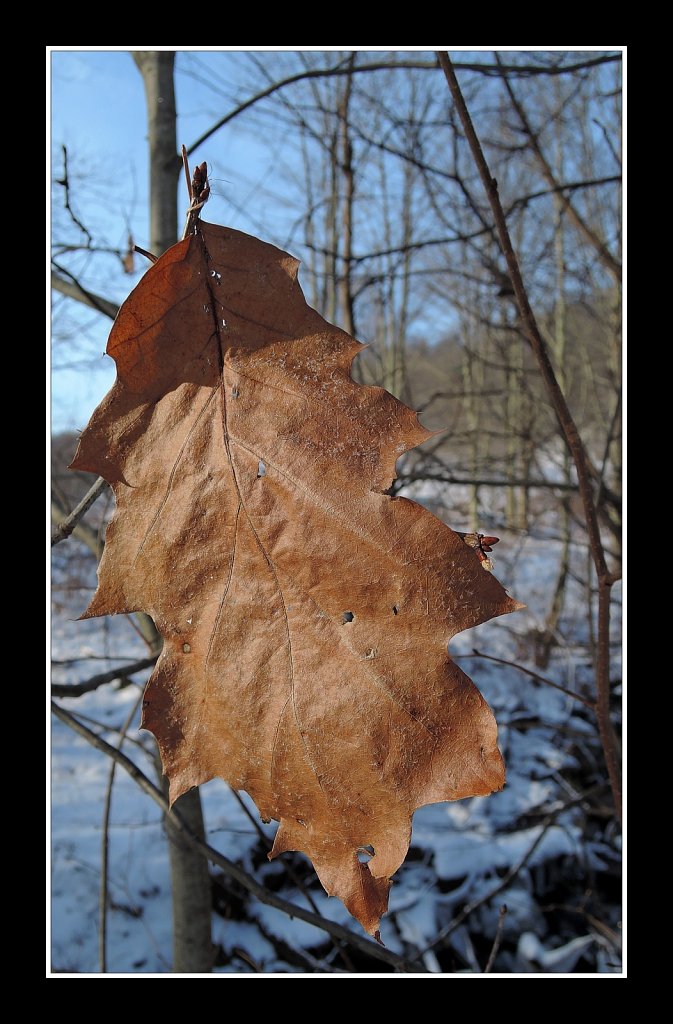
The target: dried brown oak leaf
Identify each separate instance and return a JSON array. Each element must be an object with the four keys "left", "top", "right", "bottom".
[{"left": 72, "top": 221, "right": 522, "bottom": 937}]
